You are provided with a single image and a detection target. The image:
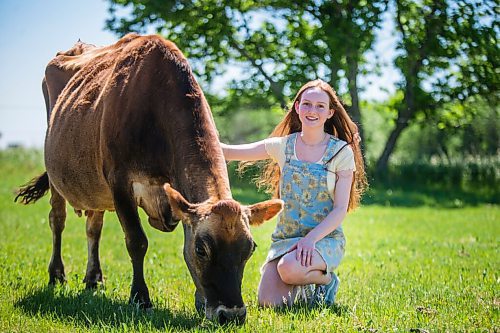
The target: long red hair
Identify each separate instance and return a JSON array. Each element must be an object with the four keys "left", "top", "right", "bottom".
[{"left": 239, "top": 79, "right": 367, "bottom": 211}]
